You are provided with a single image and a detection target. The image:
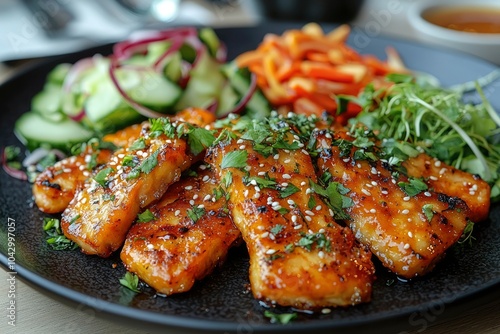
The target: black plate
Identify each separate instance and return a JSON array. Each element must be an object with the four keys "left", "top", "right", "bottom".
[{"left": 1, "top": 22, "right": 500, "bottom": 333}]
